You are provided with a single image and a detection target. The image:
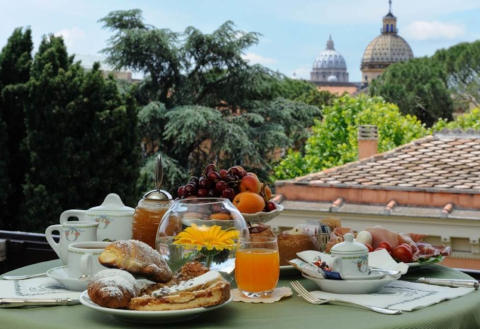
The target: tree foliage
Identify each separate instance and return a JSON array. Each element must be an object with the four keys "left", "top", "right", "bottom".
[
  {"left": 432, "top": 108, "right": 480, "bottom": 131},
  {"left": 22, "top": 35, "right": 140, "bottom": 231},
  {"left": 369, "top": 57, "right": 453, "bottom": 127},
  {"left": 434, "top": 41, "right": 480, "bottom": 109},
  {"left": 273, "top": 95, "right": 428, "bottom": 180},
  {"left": 100, "top": 10, "right": 322, "bottom": 194},
  {"left": 0, "top": 27, "right": 33, "bottom": 229}
]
